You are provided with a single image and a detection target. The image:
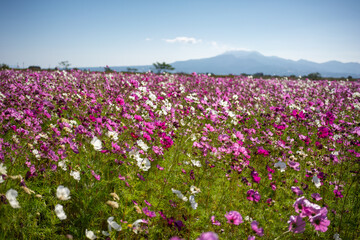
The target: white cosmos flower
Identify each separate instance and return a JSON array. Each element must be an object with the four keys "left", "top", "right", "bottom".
[
  {"left": 6, "top": 189, "right": 21, "bottom": 208},
  {"left": 132, "top": 219, "right": 144, "bottom": 234},
  {"left": 90, "top": 136, "right": 102, "bottom": 151},
  {"left": 137, "top": 158, "right": 151, "bottom": 171},
  {"left": 137, "top": 140, "right": 149, "bottom": 152},
  {"left": 312, "top": 175, "right": 321, "bottom": 188},
  {"left": 0, "top": 176, "right": 4, "bottom": 183},
  {"left": 56, "top": 185, "right": 71, "bottom": 200},
  {"left": 70, "top": 170, "right": 81, "bottom": 181},
  {"left": 54, "top": 204, "right": 67, "bottom": 220},
  {"left": 189, "top": 195, "right": 198, "bottom": 210},
  {"left": 274, "top": 161, "right": 286, "bottom": 172},
  {"left": 58, "top": 160, "right": 67, "bottom": 171},
  {"left": 0, "top": 162, "right": 7, "bottom": 175},
  {"left": 32, "top": 149, "right": 41, "bottom": 159},
  {"left": 191, "top": 160, "right": 202, "bottom": 167},
  {"left": 107, "top": 216, "right": 122, "bottom": 232},
  {"left": 190, "top": 185, "right": 201, "bottom": 195},
  {"left": 85, "top": 229, "right": 97, "bottom": 239},
  {"left": 171, "top": 188, "right": 188, "bottom": 202},
  {"left": 106, "top": 131, "right": 118, "bottom": 141}
]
